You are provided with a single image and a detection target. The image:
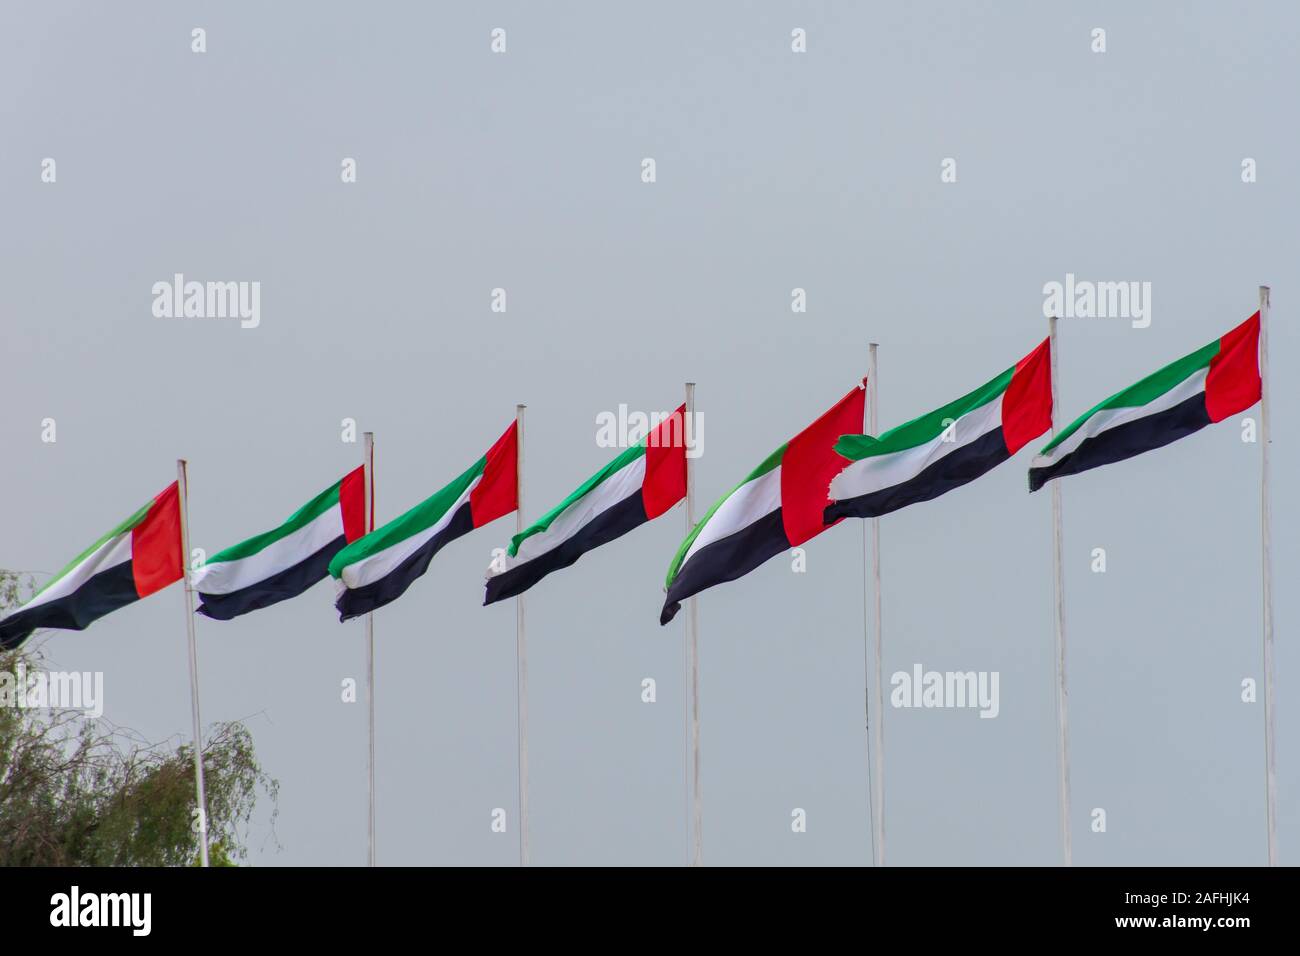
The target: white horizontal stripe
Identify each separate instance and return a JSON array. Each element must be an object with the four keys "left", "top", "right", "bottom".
[
  {"left": 341, "top": 476, "right": 480, "bottom": 590},
  {"left": 681, "top": 464, "right": 782, "bottom": 568},
  {"left": 10, "top": 532, "right": 133, "bottom": 617},
  {"left": 1032, "top": 368, "right": 1207, "bottom": 468},
  {"left": 192, "top": 504, "right": 344, "bottom": 595},
  {"left": 830, "top": 394, "right": 1003, "bottom": 501},
  {"left": 491, "top": 455, "right": 645, "bottom": 576}
]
